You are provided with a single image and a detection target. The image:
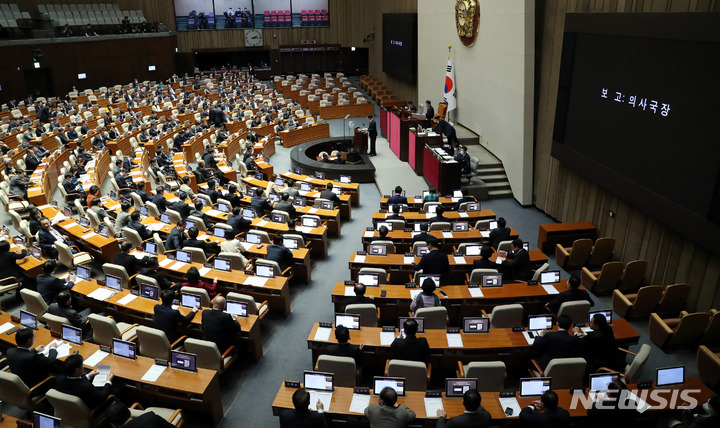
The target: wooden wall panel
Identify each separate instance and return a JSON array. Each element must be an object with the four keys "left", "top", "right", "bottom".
[{"left": 534, "top": 0, "right": 720, "bottom": 311}]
